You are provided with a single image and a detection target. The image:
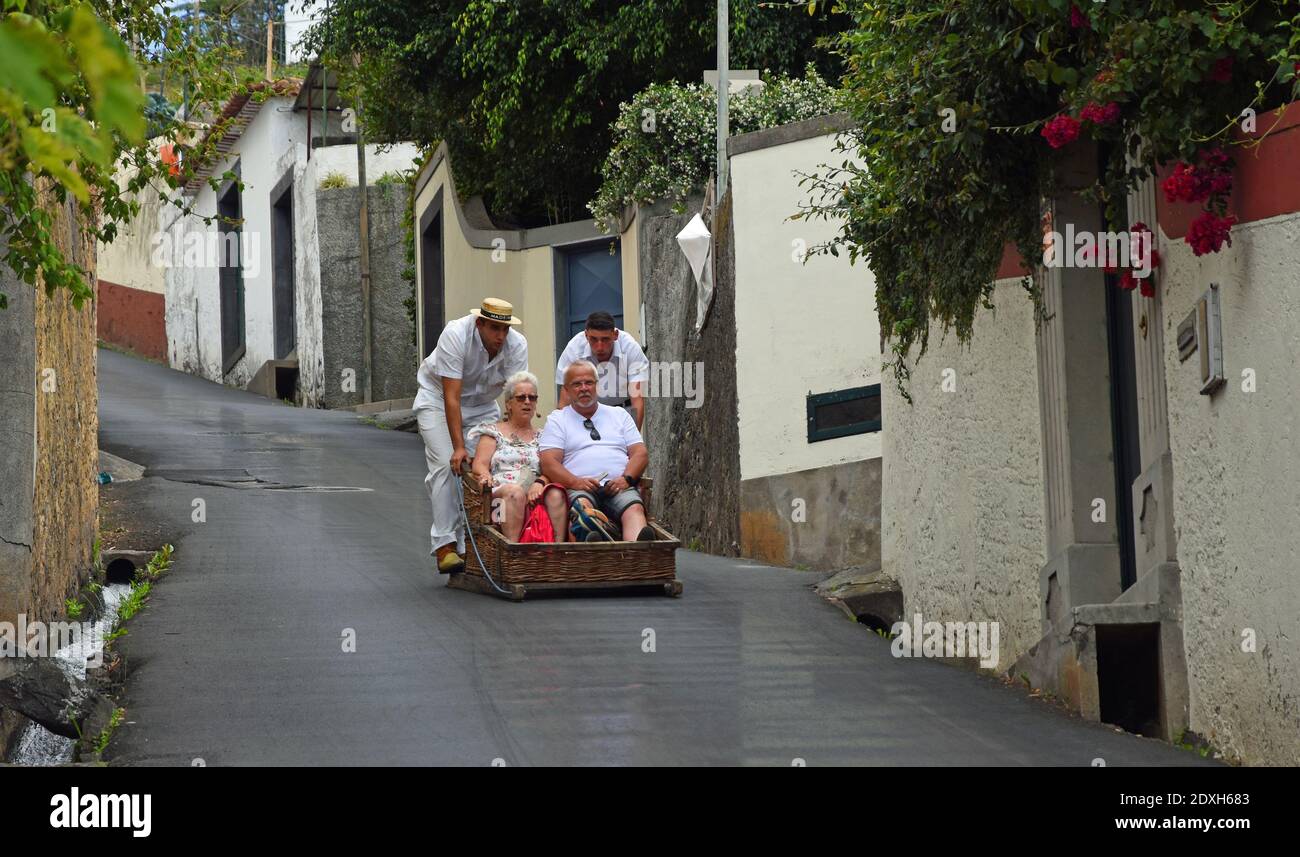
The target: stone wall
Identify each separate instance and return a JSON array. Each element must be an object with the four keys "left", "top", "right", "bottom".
[
  {"left": 881, "top": 278, "right": 1046, "bottom": 671},
  {"left": 0, "top": 190, "right": 98, "bottom": 631},
  {"left": 317, "top": 183, "right": 420, "bottom": 407},
  {"left": 638, "top": 195, "right": 741, "bottom": 555}
]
